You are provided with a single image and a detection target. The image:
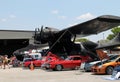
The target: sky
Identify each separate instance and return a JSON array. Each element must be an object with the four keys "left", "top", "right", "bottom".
[{"left": 0, "top": 0, "right": 120, "bottom": 42}]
